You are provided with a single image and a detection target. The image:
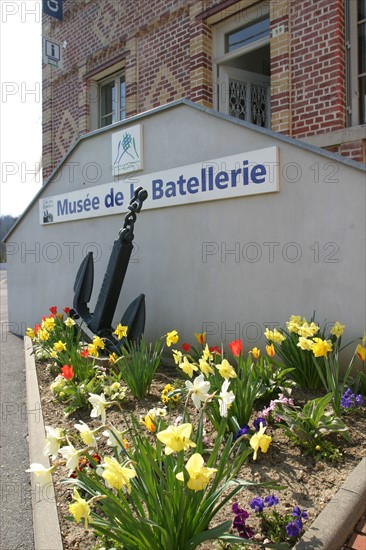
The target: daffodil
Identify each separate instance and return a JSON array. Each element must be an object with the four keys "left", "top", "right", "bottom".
[
  {"left": 113, "top": 324, "right": 128, "bottom": 339},
  {"left": 330, "top": 322, "right": 345, "bottom": 338},
  {"left": 157, "top": 423, "right": 196, "bottom": 455},
  {"left": 43, "top": 426, "right": 64, "bottom": 460},
  {"left": 50, "top": 350, "right": 58, "bottom": 359},
  {"left": 286, "top": 320, "right": 301, "bottom": 334},
  {"left": 103, "top": 425, "right": 128, "bottom": 454},
  {"left": 59, "top": 439, "right": 85, "bottom": 472},
  {"left": 250, "top": 422, "right": 272, "bottom": 460},
  {"left": 38, "top": 329, "right": 50, "bottom": 341},
  {"left": 69, "top": 488, "right": 91, "bottom": 528},
  {"left": 26, "top": 327, "right": 35, "bottom": 339},
  {"left": 297, "top": 337, "right": 314, "bottom": 351},
  {"left": 64, "top": 316, "right": 76, "bottom": 327},
  {"left": 176, "top": 453, "right": 217, "bottom": 490},
  {"left": 26, "top": 463, "right": 55, "bottom": 486},
  {"left": 92, "top": 336, "right": 105, "bottom": 350},
  {"left": 297, "top": 322, "right": 319, "bottom": 338},
  {"left": 53, "top": 340, "right": 67, "bottom": 352},
  {"left": 88, "top": 343, "right": 99, "bottom": 357},
  {"left": 198, "top": 358, "right": 214, "bottom": 377},
  {"left": 172, "top": 349, "right": 183, "bottom": 365},
  {"left": 311, "top": 338, "right": 332, "bottom": 357},
  {"left": 215, "top": 359, "right": 237, "bottom": 379},
  {"left": 202, "top": 344, "right": 213, "bottom": 362},
  {"left": 166, "top": 330, "right": 179, "bottom": 347},
  {"left": 42, "top": 316, "right": 55, "bottom": 331},
  {"left": 264, "top": 328, "right": 286, "bottom": 344},
  {"left": 101, "top": 456, "right": 136, "bottom": 491},
  {"left": 109, "top": 352, "right": 119, "bottom": 364},
  {"left": 179, "top": 356, "right": 198, "bottom": 378},
  {"left": 185, "top": 374, "right": 211, "bottom": 409},
  {"left": 74, "top": 421, "right": 98, "bottom": 447},
  {"left": 88, "top": 393, "right": 112, "bottom": 424},
  {"left": 219, "top": 379, "right": 235, "bottom": 417}
]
